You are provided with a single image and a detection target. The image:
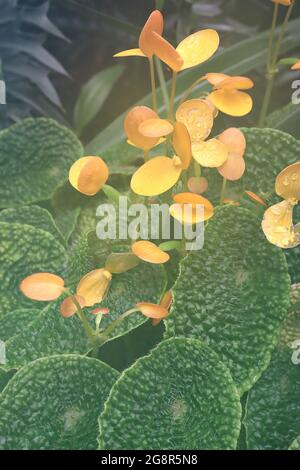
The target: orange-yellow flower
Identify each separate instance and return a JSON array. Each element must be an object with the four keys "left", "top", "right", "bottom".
[
  {"left": 60, "top": 294, "right": 86, "bottom": 318},
  {"left": 139, "top": 118, "right": 174, "bottom": 138},
  {"left": 207, "top": 74, "right": 254, "bottom": 117},
  {"left": 149, "top": 31, "right": 183, "bottom": 71},
  {"left": 170, "top": 192, "right": 214, "bottom": 224},
  {"left": 275, "top": 162, "right": 300, "bottom": 201},
  {"left": 135, "top": 302, "right": 169, "bottom": 319},
  {"left": 217, "top": 128, "right": 246, "bottom": 181},
  {"left": 132, "top": 240, "right": 170, "bottom": 264},
  {"left": 172, "top": 122, "right": 192, "bottom": 170},
  {"left": 76, "top": 269, "right": 112, "bottom": 307},
  {"left": 192, "top": 139, "right": 229, "bottom": 168},
  {"left": 130, "top": 155, "right": 183, "bottom": 196},
  {"left": 152, "top": 290, "right": 173, "bottom": 326},
  {"left": 20, "top": 273, "right": 65, "bottom": 301},
  {"left": 69, "top": 156, "right": 109, "bottom": 196},
  {"left": 124, "top": 106, "right": 159, "bottom": 150},
  {"left": 176, "top": 99, "right": 214, "bottom": 143},
  {"left": 291, "top": 60, "right": 300, "bottom": 70},
  {"left": 272, "top": 0, "right": 292, "bottom": 6},
  {"left": 114, "top": 10, "right": 163, "bottom": 58}
]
